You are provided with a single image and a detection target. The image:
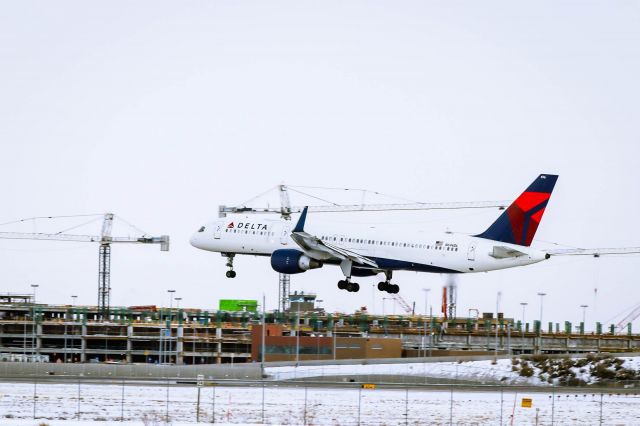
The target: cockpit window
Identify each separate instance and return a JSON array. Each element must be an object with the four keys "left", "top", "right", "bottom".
[{"left": 198, "top": 226, "right": 205, "bottom": 232}]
